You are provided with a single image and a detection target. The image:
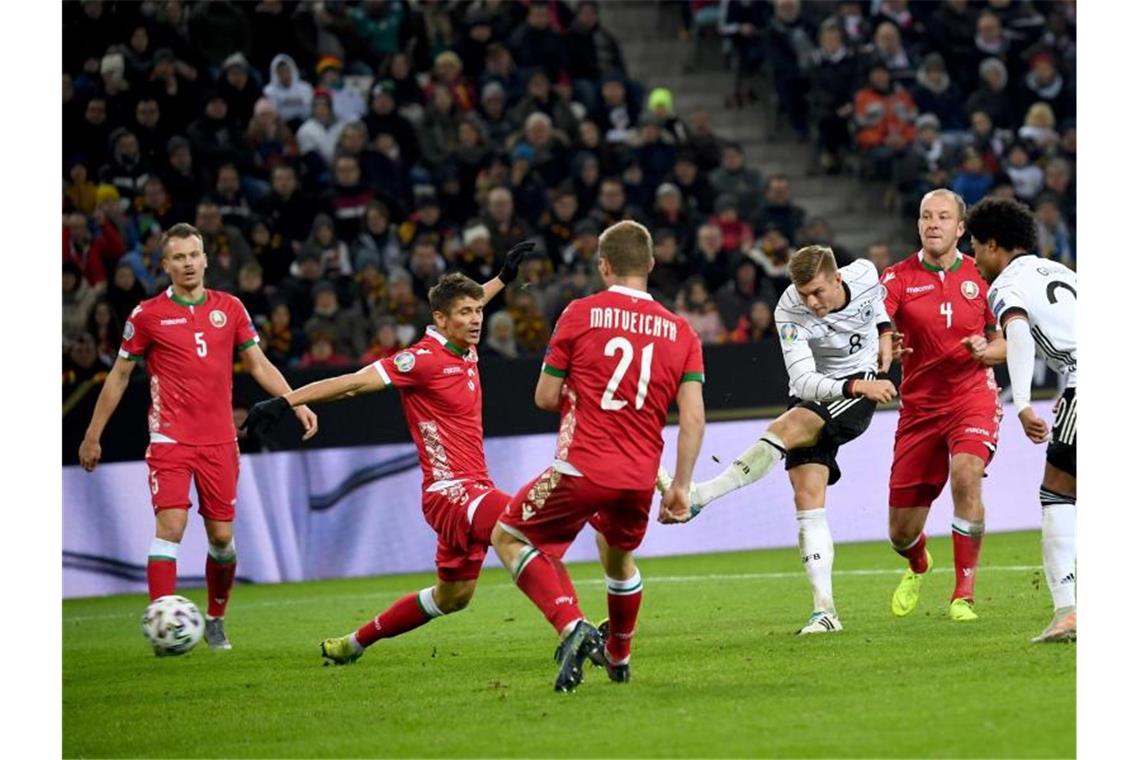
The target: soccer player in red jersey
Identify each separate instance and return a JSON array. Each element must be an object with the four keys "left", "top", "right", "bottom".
[
  {"left": 490, "top": 220, "right": 706, "bottom": 692},
  {"left": 78, "top": 223, "right": 319, "bottom": 650},
  {"left": 881, "top": 189, "right": 1006, "bottom": 622},
  {"left": 242, "top": 245, "right": 534, "bottom": 665}
]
